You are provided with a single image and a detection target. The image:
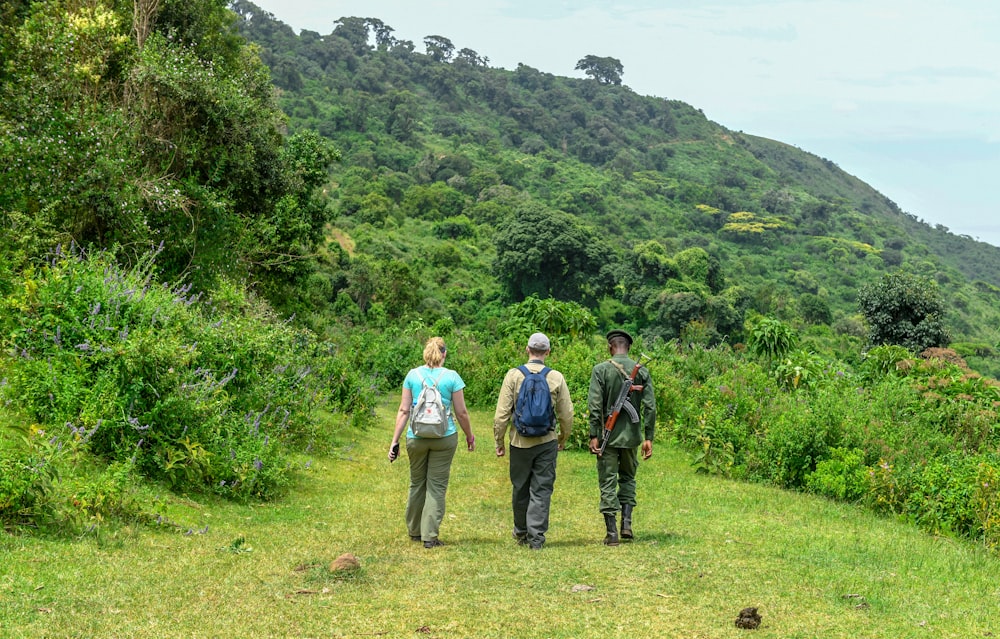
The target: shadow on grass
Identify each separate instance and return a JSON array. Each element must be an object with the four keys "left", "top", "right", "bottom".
[
  {"left": 630, "top": 530, "right": 687, "bottom": 545},
  {"left": 428, "top": 530, "right": 688, "bottom": 549}
]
